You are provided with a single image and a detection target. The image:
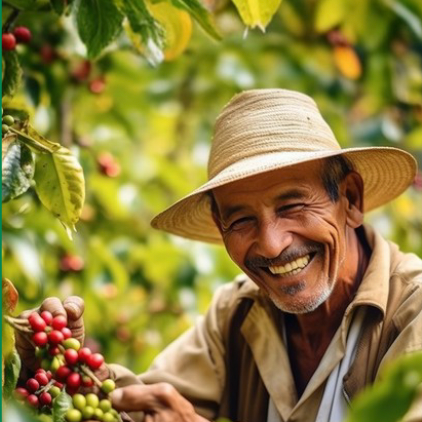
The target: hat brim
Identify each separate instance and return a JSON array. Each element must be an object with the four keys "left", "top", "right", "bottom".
[{"left": 151, "top": 147, "right": 417, "bottom": 244}]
